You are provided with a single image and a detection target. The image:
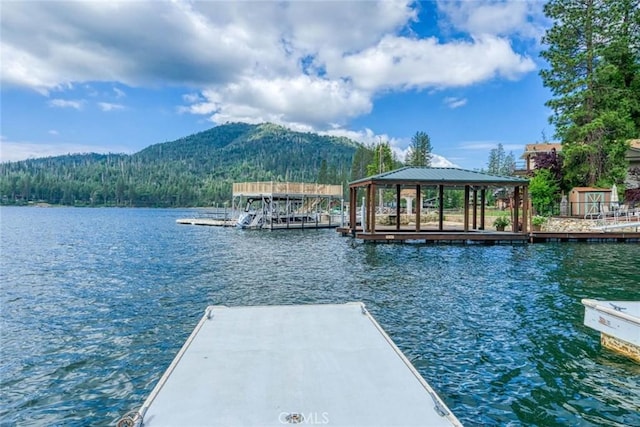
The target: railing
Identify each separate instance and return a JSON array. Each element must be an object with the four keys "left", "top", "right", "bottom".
[
  {"left": 535, "top": 201, "right": 639, "bottom": 218},
  {"left": 232, "top": 181, "right": 343, "bottom": 197}
]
